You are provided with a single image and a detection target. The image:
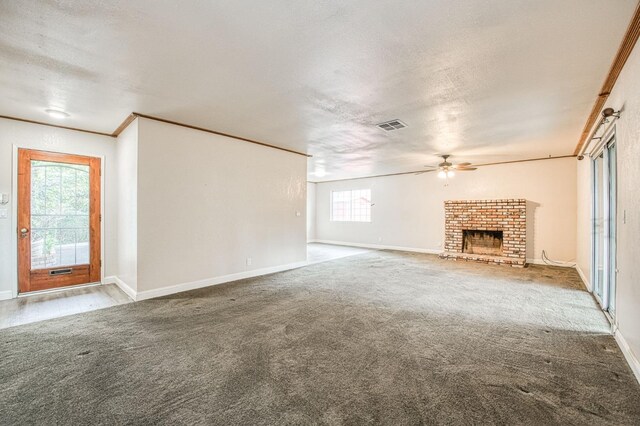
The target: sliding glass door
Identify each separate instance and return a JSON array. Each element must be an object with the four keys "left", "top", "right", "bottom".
[
  {"left": 591, "top": 136, "right": 616, "bottom": 317},
  {"left": 607, "top": 142, "right": 617, "bottom": 317},
  {"left": 593, "top": 152, "right": 605, "bottom": 302}
]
